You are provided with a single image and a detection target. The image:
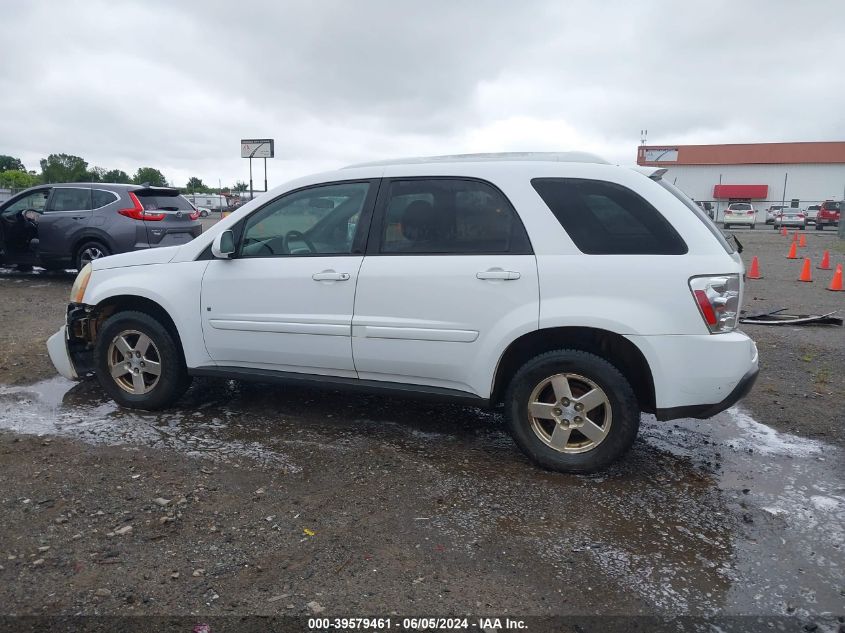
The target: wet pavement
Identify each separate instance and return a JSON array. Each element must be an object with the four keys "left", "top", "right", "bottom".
[{"left": 0, "top": 376, "right": 842, "bottom": 618}]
